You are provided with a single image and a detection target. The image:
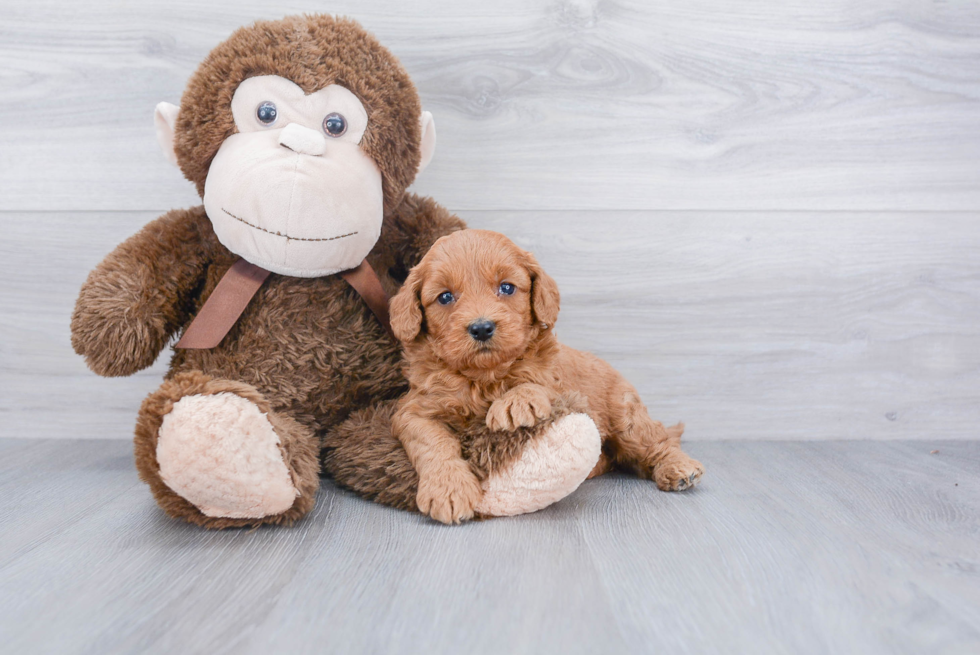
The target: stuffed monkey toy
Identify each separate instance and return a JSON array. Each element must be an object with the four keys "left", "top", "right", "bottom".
[{"left": 70, "top": 15, "right": 602, "bottom": 527}]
